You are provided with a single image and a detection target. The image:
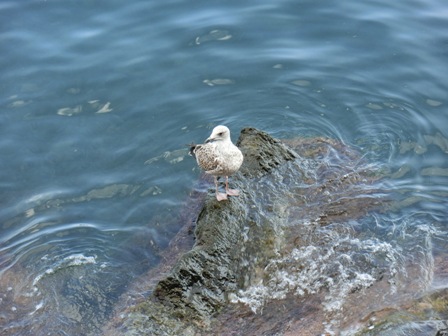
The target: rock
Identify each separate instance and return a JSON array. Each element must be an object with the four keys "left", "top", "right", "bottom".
[
  {"left": 104, "top": 128, "right": 386, "bottom": 336},
  {"left": 105, "top": 128, "right": 300, "bottom": 334},
  {"left": 152, "top": 127, "right": 300, "bottom": 323},
  {"left": 236, "top": 127, "right": 298, "bottom": 178}
]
